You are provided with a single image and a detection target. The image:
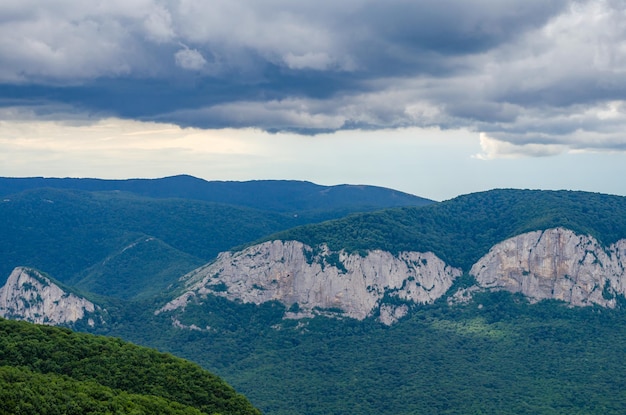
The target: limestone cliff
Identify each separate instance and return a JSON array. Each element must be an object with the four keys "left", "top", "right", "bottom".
[
  {"left": 6, "top": 228, "right": 626, "bottom": 329},
  {"left": 470, "top": 228, "right": 626, "bottom": 307},
  {"left": 160, "top": 228, "right": 626, "bottom": 326},
  {"left": 159, "top": 240, "right": 462, "bottom": 321},
  {"left": 0, "top": 267, "right": 101, "bottom": 326}
]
